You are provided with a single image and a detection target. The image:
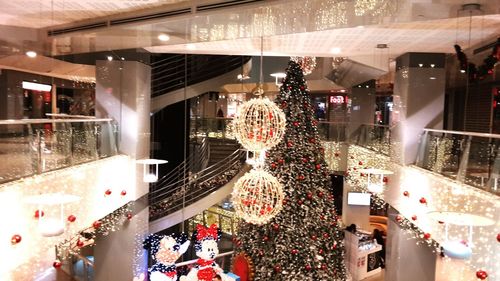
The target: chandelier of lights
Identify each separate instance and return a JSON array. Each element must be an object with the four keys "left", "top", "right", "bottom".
[
  {"left": 232, "top": 168, "right": 284, "bottom": 225},
  {"left": 290, "top": 56, "right": 317, "bottom": 75},
  {"left": 232, "top": 37, "right": 286, "bottom": 158}
]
